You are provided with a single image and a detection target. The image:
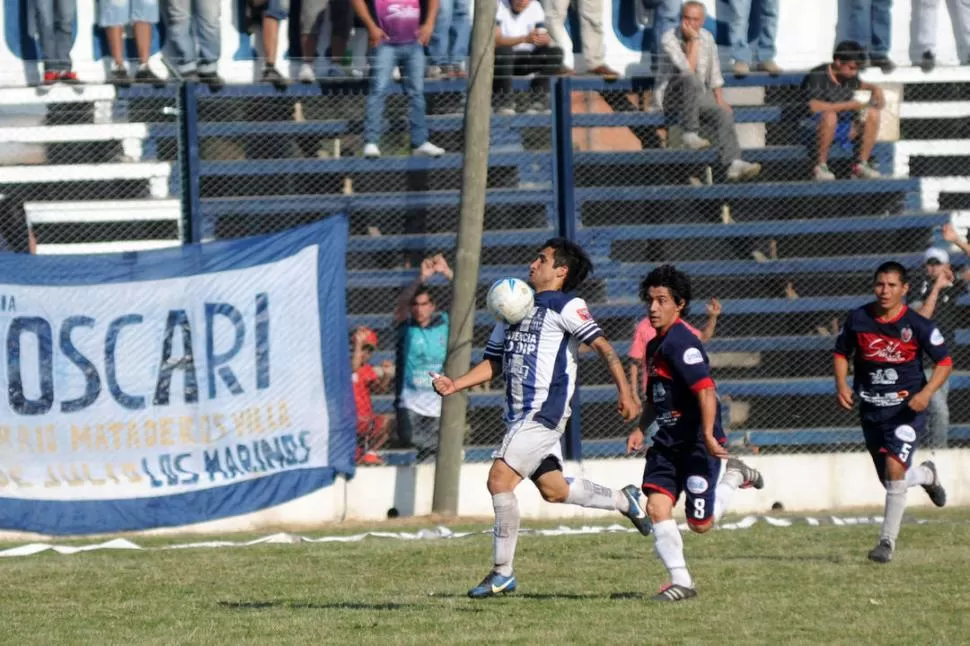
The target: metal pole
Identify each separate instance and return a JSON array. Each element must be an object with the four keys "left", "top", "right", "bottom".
[{"left": 432, "top": 0, "right": 497, "bottom": 515}]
